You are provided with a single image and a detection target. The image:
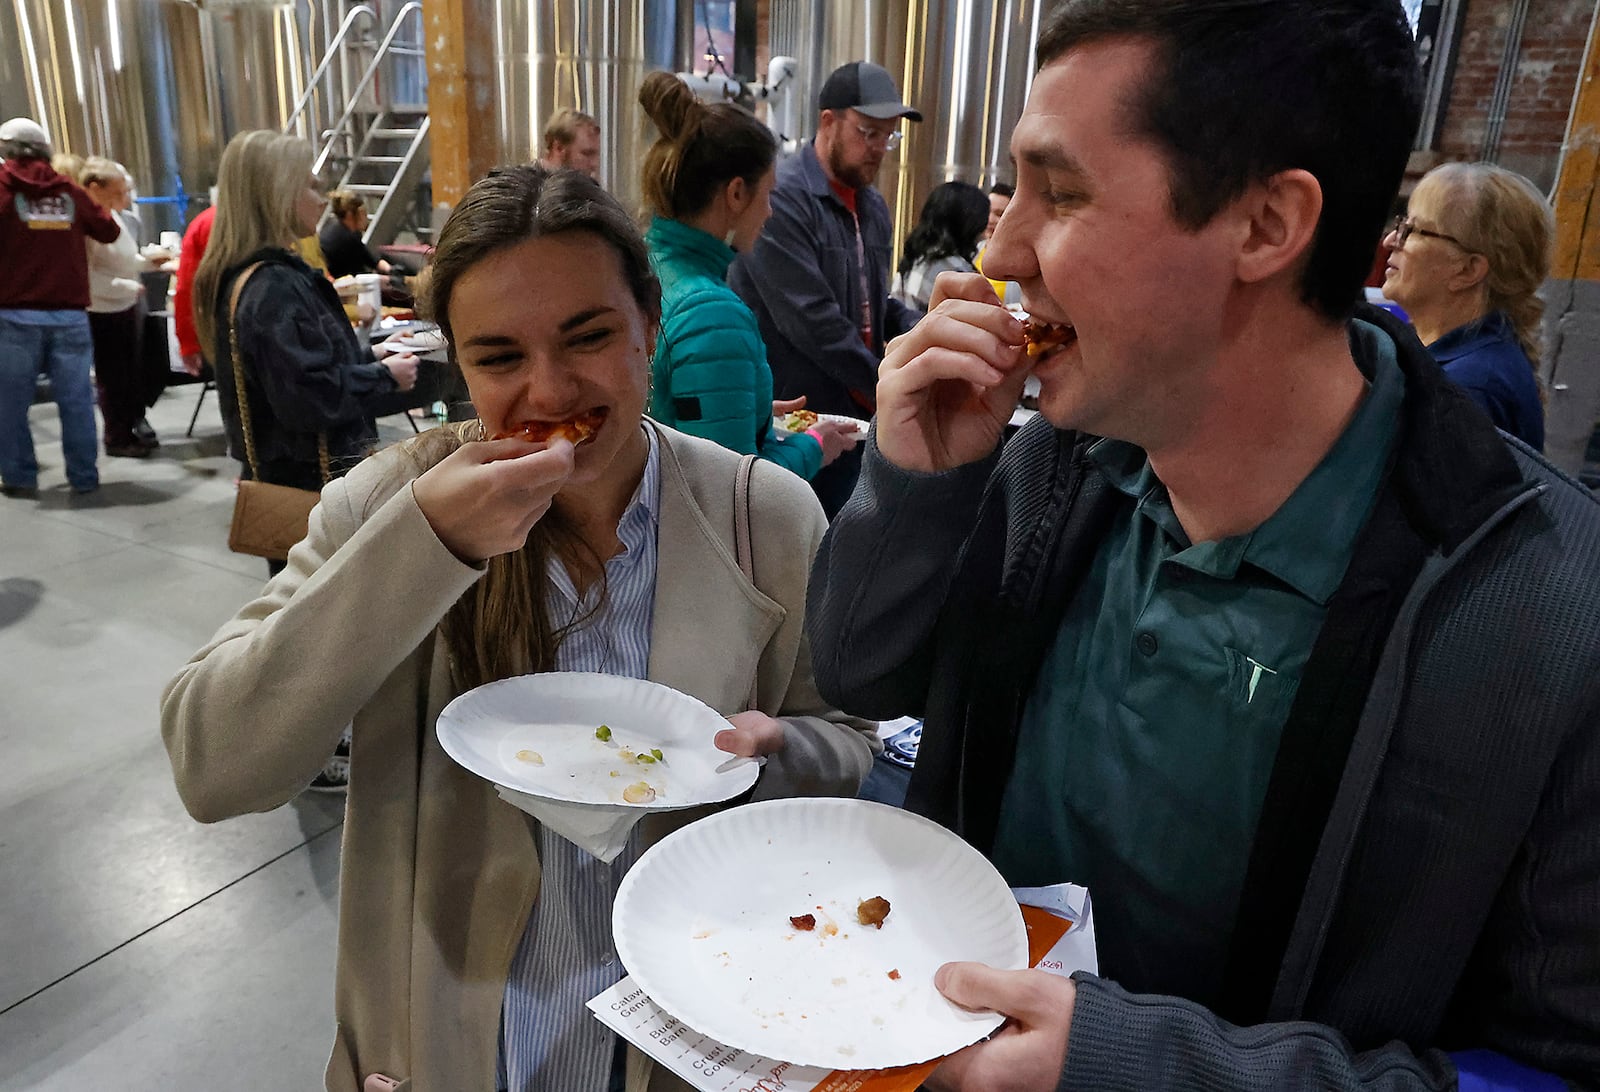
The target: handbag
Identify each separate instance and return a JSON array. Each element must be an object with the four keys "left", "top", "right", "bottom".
[
  {"left": 733, "top": 453, "right": 759, "bottom": 710},
  {"left": 224, "top": 262, "right": 332, "bottom": 561}
]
